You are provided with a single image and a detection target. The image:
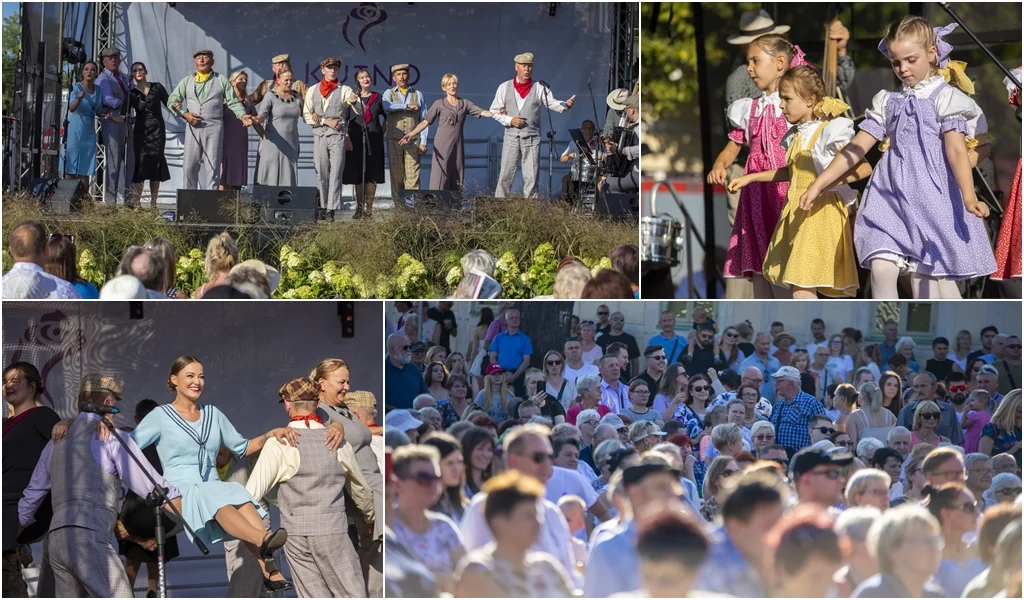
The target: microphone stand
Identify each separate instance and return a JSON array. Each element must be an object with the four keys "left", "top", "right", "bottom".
[
  {"left": 541, "top": 83, "right": 556, "bottom": 200},
  {"left": 98, "top": 416, "right": 208, "bottom": 598},
  {"left": 60, "top": 65, "right": 77, "bottom": 178},
  {"left": 938, "top": 3, "right": 1020, "bottom": 92}
]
